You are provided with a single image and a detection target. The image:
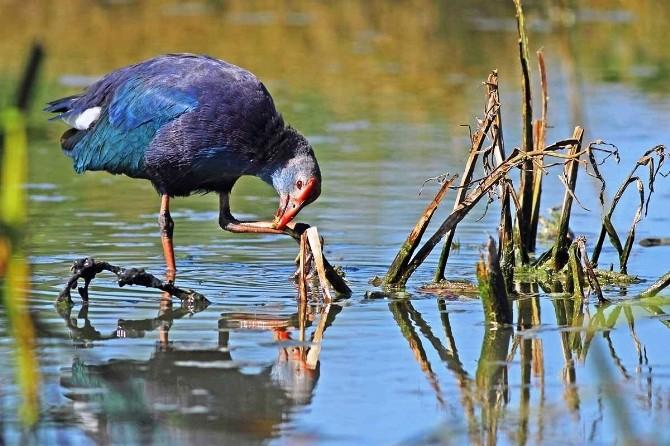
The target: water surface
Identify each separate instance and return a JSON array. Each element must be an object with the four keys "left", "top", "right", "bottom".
[{"left": 2, "top": 1, "right": 670, "bottom": 445}]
